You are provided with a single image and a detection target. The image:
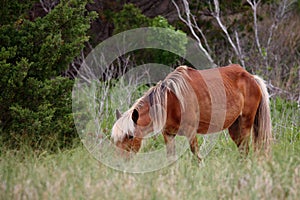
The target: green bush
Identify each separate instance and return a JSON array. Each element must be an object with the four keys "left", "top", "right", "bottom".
[
  {"left": 0, "top": 0, "right": 96, "bottom": 150},
  {"left": 112, "top": 4, "right": 187, "bottom": 67}
]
